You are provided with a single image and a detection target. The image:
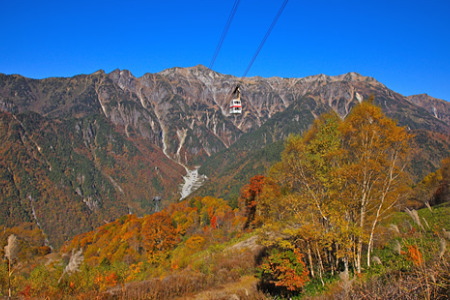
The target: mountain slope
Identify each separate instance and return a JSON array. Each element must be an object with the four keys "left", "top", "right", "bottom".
[
  {"left": 195, "top": 92, "right": 450, "bottom": 202},
  {"left": 0, "top": 110, "right": 183, "bottom": 247},
  {"left": 1, "top": 66, "right": 449, "bottom": 246},
  {"left": 406, "top": 93, "right": 450, "bottom": 125}
]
